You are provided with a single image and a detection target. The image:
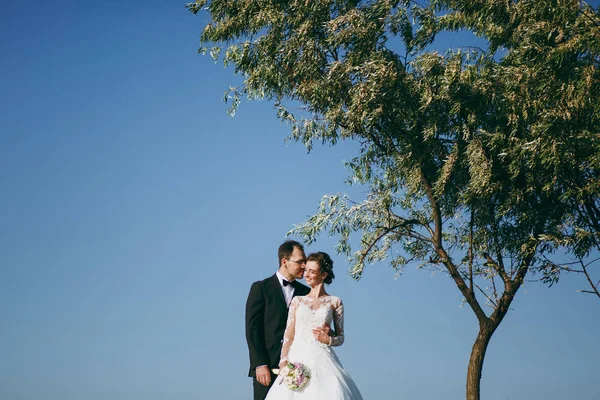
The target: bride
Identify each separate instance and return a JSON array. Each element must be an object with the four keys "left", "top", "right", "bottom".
[{"left": 265, "top": 252, "right": 363, "bottom": 400}]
